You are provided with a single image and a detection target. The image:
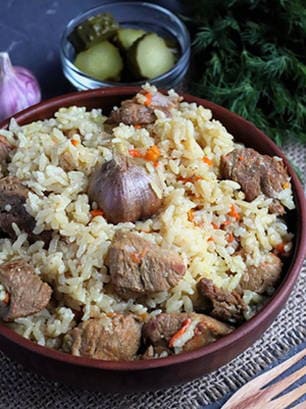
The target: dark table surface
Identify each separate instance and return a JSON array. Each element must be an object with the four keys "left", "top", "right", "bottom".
[{"left": 0, "top": 0, "right": 181, "bottom": 99}]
